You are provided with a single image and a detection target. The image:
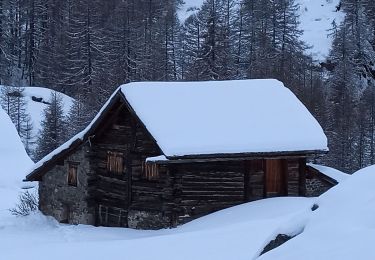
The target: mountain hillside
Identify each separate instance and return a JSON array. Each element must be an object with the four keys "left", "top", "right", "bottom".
[
  {"left": 296, "top": 0, "right": 344, "bottom": 60},
  {"left": 179, "top": 0, "right": 344, "bottom": 61},
  {"left": 0, "top": 86, "right": 74, "bottom": 152}
]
